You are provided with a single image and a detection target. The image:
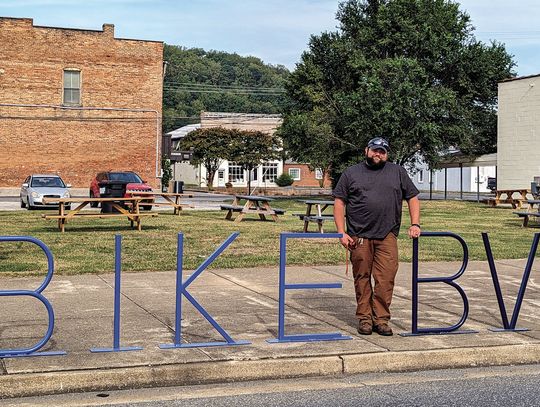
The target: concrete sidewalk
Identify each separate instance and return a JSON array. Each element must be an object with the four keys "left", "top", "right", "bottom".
[{"left": 2, "top": 259, "right": 540, "bottom": 398}]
